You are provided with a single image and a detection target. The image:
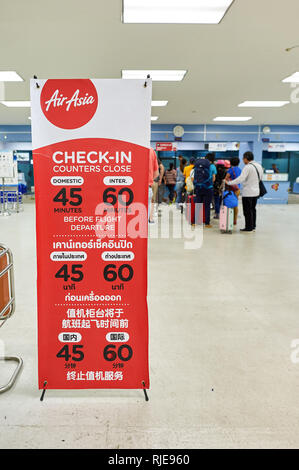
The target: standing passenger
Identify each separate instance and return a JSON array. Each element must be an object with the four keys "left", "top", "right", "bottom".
[
  {"left": 183, "top": 157, "right": 195, "bottom": 196},
  {"left": 175, "top": 158, "right": 187, "bottom": 209},
  {"left": 164, "top": 163, "right": 177, "bottom": 203},
  {"left": 191, "top": 154, "right": 217, "bottom": 228},
  {"left": 226, "top": 152, "right": 263, "bottom": 232},
  {"left": 157, "top": 159, "right": 165, "bottom": 205},
  {"left": 148, "top": 148, "right": 159, "bottom": 223},
  {"left": 206, "top": 153, "right": 217, "bottom": 179},
  {"left": 227, "top": 157, "right": 242, "bottom": 225},
  {"left": 213, "top": 160, "right": 227, "bottom": 219}
]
